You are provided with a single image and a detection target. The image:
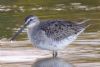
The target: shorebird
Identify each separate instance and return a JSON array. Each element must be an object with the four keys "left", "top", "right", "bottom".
[{"left": 10, "top": 15, "right": 90, "bottom": 57}]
